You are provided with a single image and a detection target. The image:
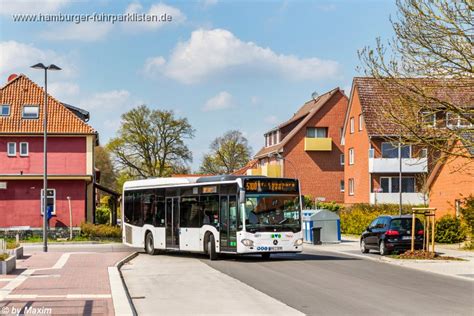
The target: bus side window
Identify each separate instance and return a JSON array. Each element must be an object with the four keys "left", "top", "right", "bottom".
[
  {"left": 154, "top": 190, "right": 165, "bottom": 227},
  {"left": 200, "top": 195, "right": 219, "bottom": 227},
  {"left": 124, "top": 192, "right": 133, "bottom": 224}
]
